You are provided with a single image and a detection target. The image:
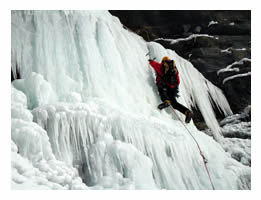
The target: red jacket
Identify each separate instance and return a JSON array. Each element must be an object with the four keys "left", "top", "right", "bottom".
[{"left": 149, "top": 60, "right": 180, "bottom": 88}]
